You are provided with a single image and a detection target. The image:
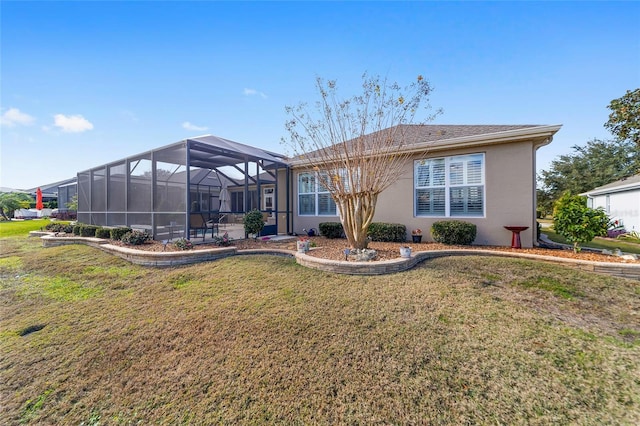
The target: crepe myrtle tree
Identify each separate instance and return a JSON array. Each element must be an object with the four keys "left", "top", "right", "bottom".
[
  {"left": 552, "top": 192, "right": 610, "bottom": 253},
  {"left": 284, "top": 73, "right": 440, "bottom": 249}
]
